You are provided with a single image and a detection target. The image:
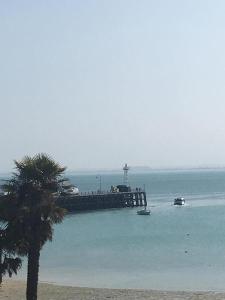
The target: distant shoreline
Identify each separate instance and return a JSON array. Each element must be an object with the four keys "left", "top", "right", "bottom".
[
  {"left": 2, "top": 166, "right": 225, "bottom": 177},
  {"left": 66, "top": 167, "right": 225, "bottom": 175},
  {"left": 2, "top": 280, "right": 225, "bottom": 300}
]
